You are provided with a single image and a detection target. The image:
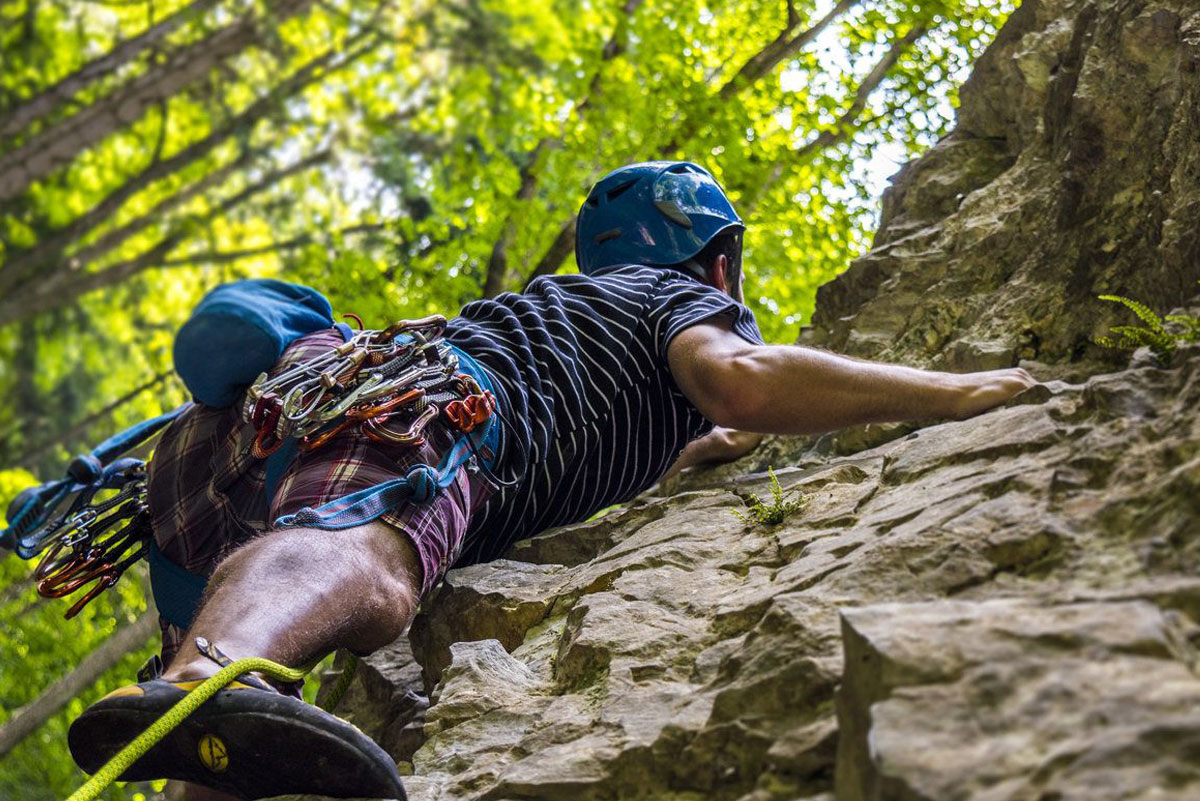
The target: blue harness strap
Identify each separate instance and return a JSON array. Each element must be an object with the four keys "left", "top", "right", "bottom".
[{"left": 273, "top": 344, "right": 501, "bottom": 530}]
